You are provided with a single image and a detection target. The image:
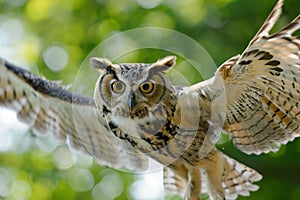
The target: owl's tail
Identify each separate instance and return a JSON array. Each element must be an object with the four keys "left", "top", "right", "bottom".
[
  {"left": 201, "top": 150, "right": 262, "bottom": 200},
  {"left": 163, "top": 150, "right": 262, "bottom": 200},
  {"left": 220, "top": 153, "right": 262, "bottom": 199}
]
